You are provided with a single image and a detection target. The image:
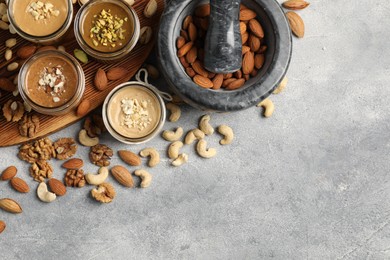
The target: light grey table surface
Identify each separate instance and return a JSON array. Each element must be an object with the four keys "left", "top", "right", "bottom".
[{"left": 2, "top": 1, "right": 390, "bottom": 259}]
